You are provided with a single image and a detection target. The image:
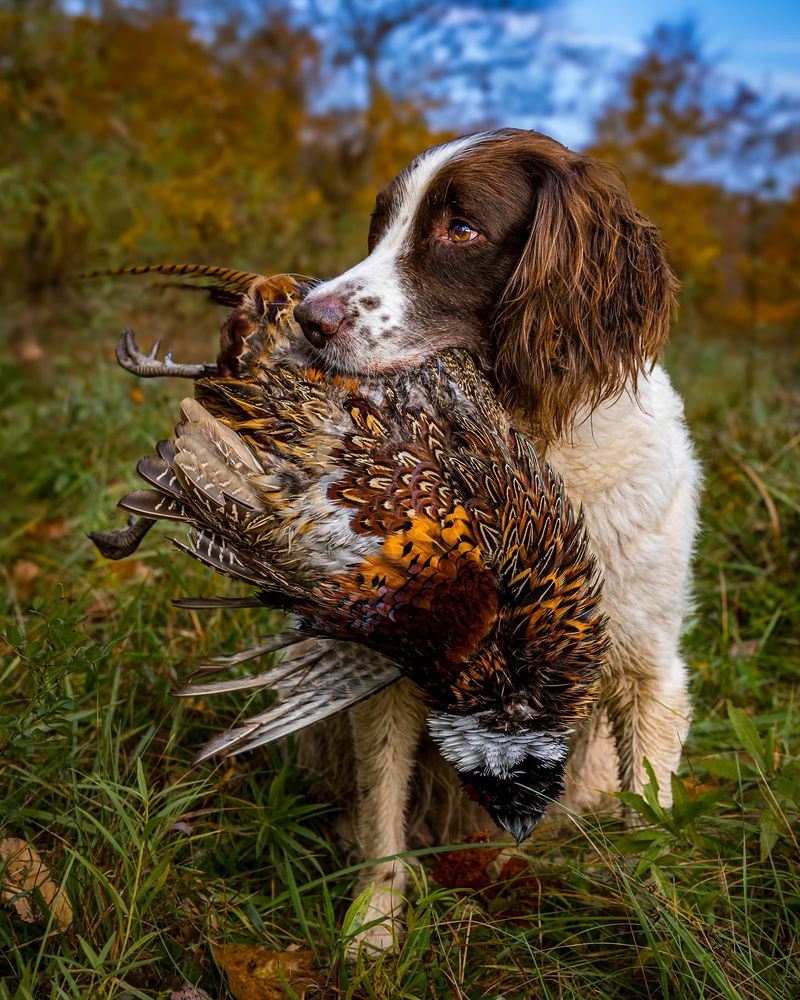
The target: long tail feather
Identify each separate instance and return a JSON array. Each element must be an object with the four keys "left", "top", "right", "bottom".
[
  {"left": 118, "top": 489, "right": 191, "bottom": 522},
  {"left": 176, "top": 648, "right": 326, "bottom": 696},
  {"left": 172, "top": 596, "right": 265, "bottom": 610},
  {"left": 81, "top": 264, "right": 320, "bottom": 309},
  {"left": 82, "top": 262, "right": 264, "bottom": 309},
  {"left": 136, "top": 455, "right": 182, "bottom": 496},
  {"left": 169, "top": 531, "right": 267, "bottom": 587}
]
